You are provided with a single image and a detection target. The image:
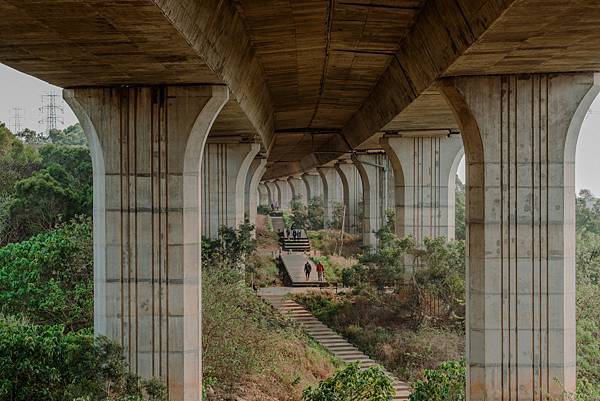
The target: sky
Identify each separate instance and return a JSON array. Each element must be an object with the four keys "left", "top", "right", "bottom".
[{"left": 1, "top": 62, "right": 599, "bottom": 195}]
